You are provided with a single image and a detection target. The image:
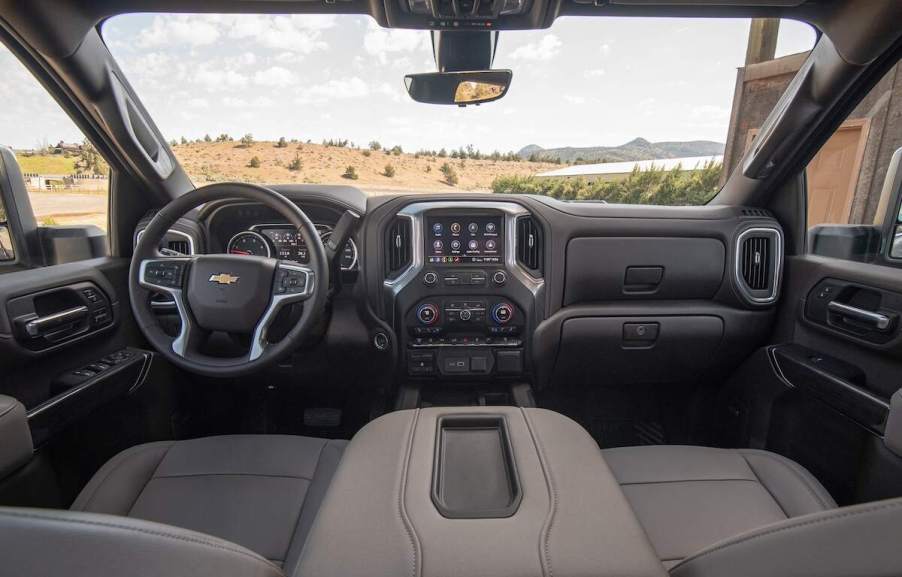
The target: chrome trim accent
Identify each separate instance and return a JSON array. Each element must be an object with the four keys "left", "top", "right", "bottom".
[
  {"left": 734, "top": 226, "right": 783, "bottom": 305},
  {"left": 827, "top": 301, "right": 893, "bottom": 331},
  {"left": 248, "top": 262, "right": 315, "bottom": 361},
  {"left": 24, "top": 306, "right": 89, "bottom": 337},
  {"left": 139, "top": 257, "right": 194, "bottom": 356},
  {"left": 382, "top": 201, "right": 544, "bottom": 297},
  {"left": 226, "top": 230, "right": 272, "bottom": 258}
]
